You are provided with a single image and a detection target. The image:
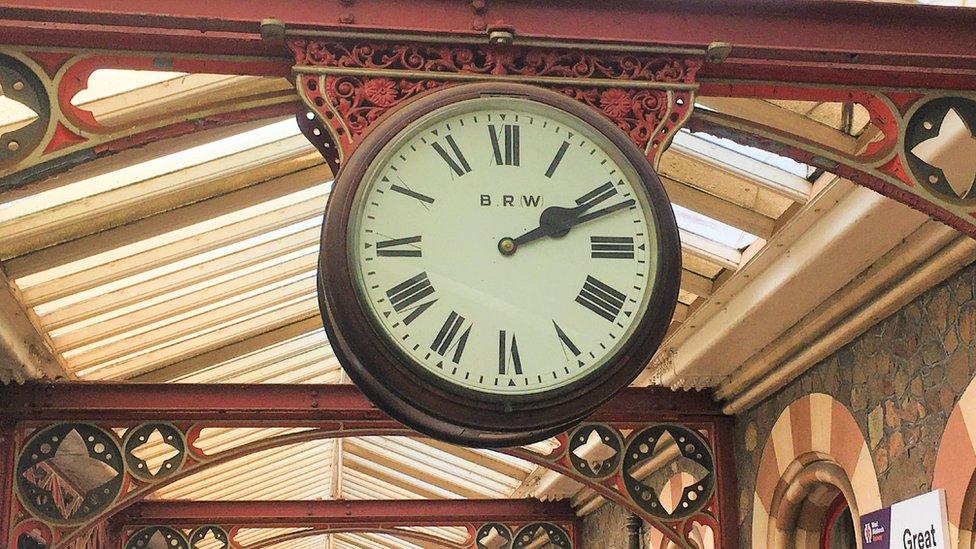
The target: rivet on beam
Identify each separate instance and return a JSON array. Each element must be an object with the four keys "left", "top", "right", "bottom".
[
  {"left": 488, "top": 28, "right": 515, "bottom": 46},
  {"left": 706, "top": 42, "right": 733, "bottom": 63},
  {"left": 260, "top": 18, "right": 286, "bottom": 40}
]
